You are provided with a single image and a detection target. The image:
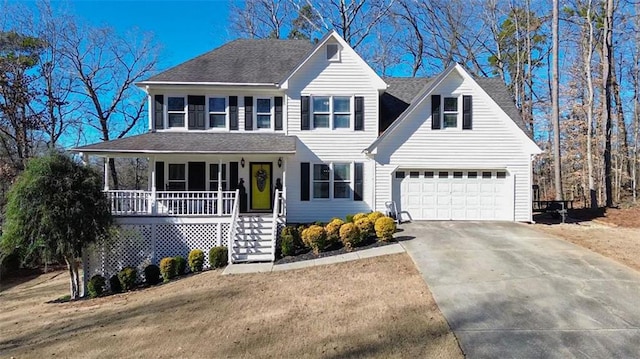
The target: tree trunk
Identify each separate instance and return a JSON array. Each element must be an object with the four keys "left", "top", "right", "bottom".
[
  {"left": 584, "top": 2, "right": 597, "bottom": 208},
  {"left": 64, "top": 255, "right": 79, "bottom": 300},
  {"left": 603, "top": 0, "right": 614, "bottom": 207},
  {"left": 611, "top": 57, "right": 631, "bottom": 180},
  {"left": 552, "top": 0, "right": 562, "bottom": 201}
]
